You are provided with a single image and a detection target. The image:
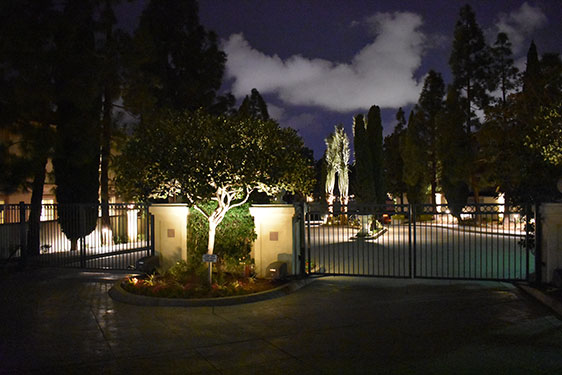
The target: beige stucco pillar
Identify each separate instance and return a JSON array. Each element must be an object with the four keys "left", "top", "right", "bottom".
[
  {"left": 149, "top": 204, "right": 189, "bottom": 270},
  {"left": 540, "top": 203, "right": 562, "bottom": 283},
  {"left": 249, "top": 204, "right": 296, "bottom": 278}
]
